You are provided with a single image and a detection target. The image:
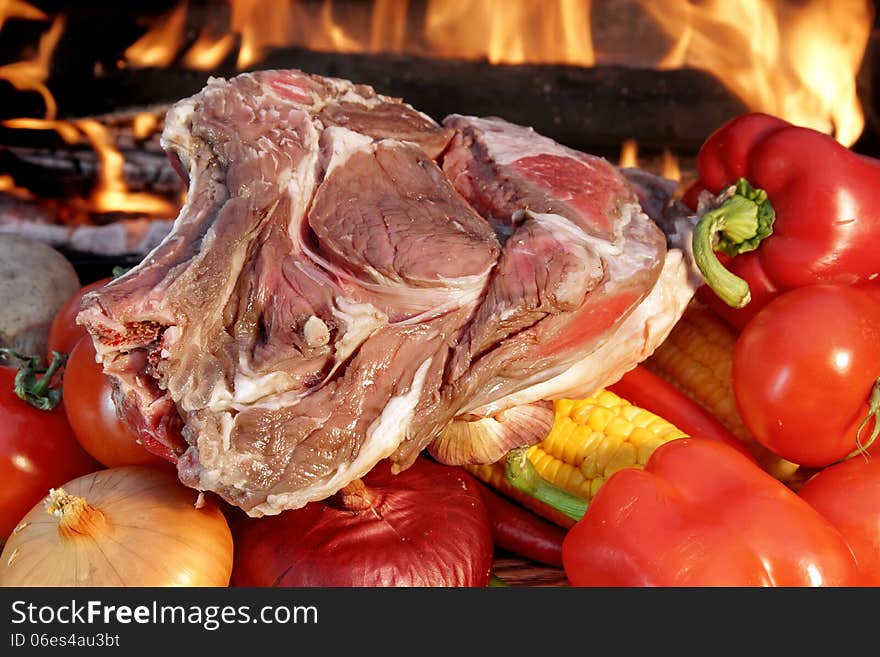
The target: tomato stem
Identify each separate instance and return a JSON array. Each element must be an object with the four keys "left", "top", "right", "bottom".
[
  {"left": 849, "top": 378, "right": 880, "bottom": 458},
  {"left": 0, "top": 349, "right": 67, "bottom": 411},
  {"left": 692, "top": 178, "right": 776, "bottom": 308},
  {"left": 504, "top": 447, "right": 588, "bottom": 522}
]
